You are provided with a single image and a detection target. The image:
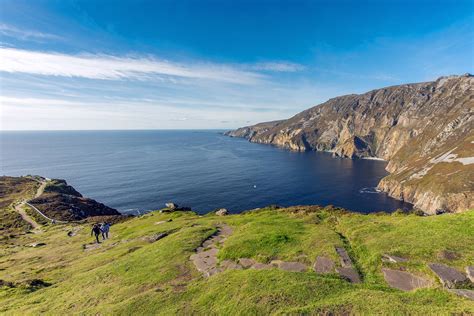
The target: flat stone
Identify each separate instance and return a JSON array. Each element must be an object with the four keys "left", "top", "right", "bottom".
[
  {"left": 466, "top": 266, "right": 474, "bottom": 283},
  {"left": 251, "top": 263, "right": 273, "bottom": 270},
  {"left": 273, "top": 261, "right": 307, "bottom": 272},
  {"left": 382, "top": 268, "right": 431, "bottom": 291},
  {"left": 239, "top": 258, "right": 257, "bottom": 268},
  {"left": 429, "top": 263, "right": 468, "bottom": 288},
  {"left": 218, "top": 225, "right": 233, "bottom": 237},
  {"left": 313, "top": 256, "right": 335, "bottom": 274},
  {"left": 220, "top": 260, "right": 243, "bottom": 270},
  {"left": 335, "top": 247, "right": 353, "bottom": 267},
  {"left": 382, "top": 254, "right": 408, "bottom": 263},
  {"left": 191, "top": 224, "right": 234, "bottom": 277},
  {"left": 336, "top": 267, "right": 361, "bottom": 283},
  {"left": 449, "top": 289, "right": 474, "bottom": 301}
]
